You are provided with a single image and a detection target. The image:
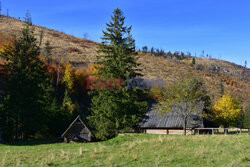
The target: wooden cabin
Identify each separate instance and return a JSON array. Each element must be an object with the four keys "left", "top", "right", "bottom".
[
  {"left": 61, "top": 115, "right": 93, "bottom": 142},
  {"left": 139, "top": 104, "right": 209, "bottom": 134}
]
